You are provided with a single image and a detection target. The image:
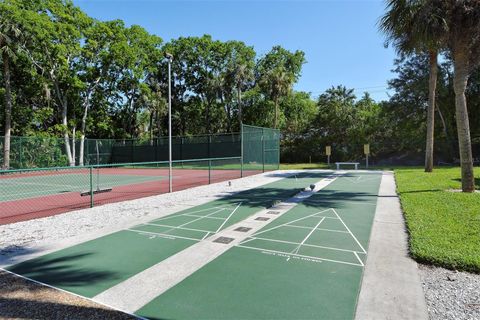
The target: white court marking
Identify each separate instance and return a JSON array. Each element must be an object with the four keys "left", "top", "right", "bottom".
[
  {"left": 128, "top": 203, "right": 243, "bottom": 242},
  {"left": 238, "top": 207, "right": 366, "bottom": 267}
]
